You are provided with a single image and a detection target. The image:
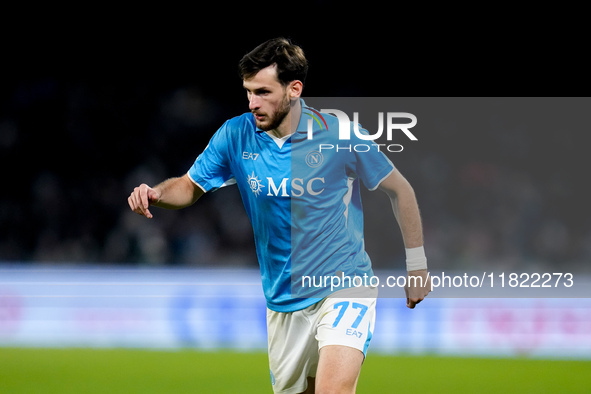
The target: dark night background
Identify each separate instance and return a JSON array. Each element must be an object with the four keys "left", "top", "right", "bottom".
[{"left": 1, "top": 13, "right": 589, "bottom": 274}]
